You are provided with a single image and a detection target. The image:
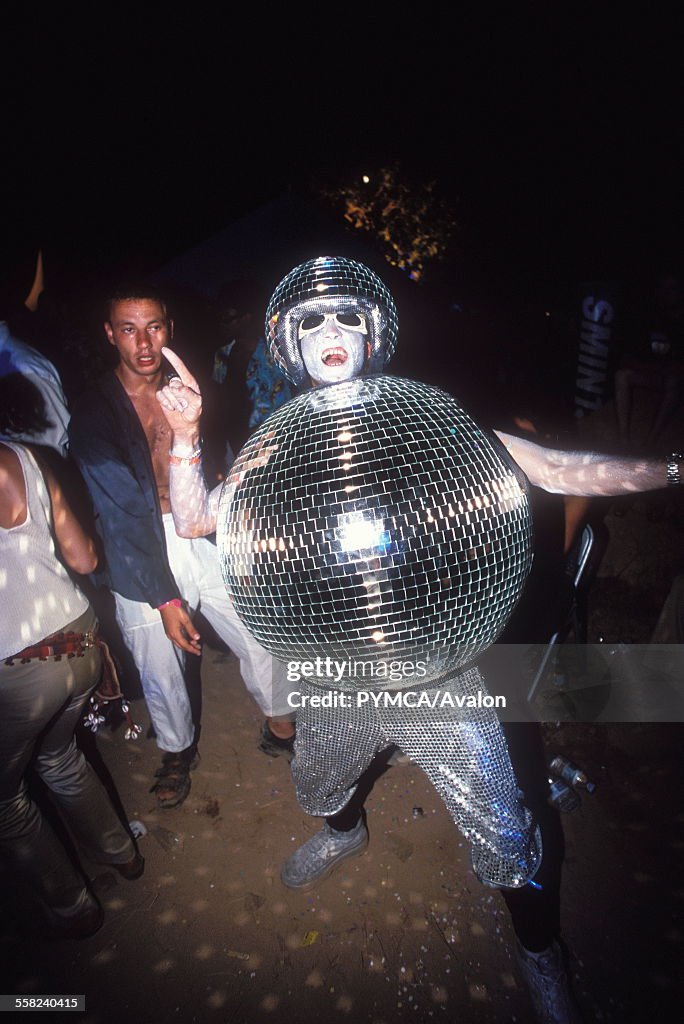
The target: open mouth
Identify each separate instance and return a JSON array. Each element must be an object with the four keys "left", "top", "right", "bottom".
[{"left": 321, "top": 346, "right": 348, "bottom": 367}]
